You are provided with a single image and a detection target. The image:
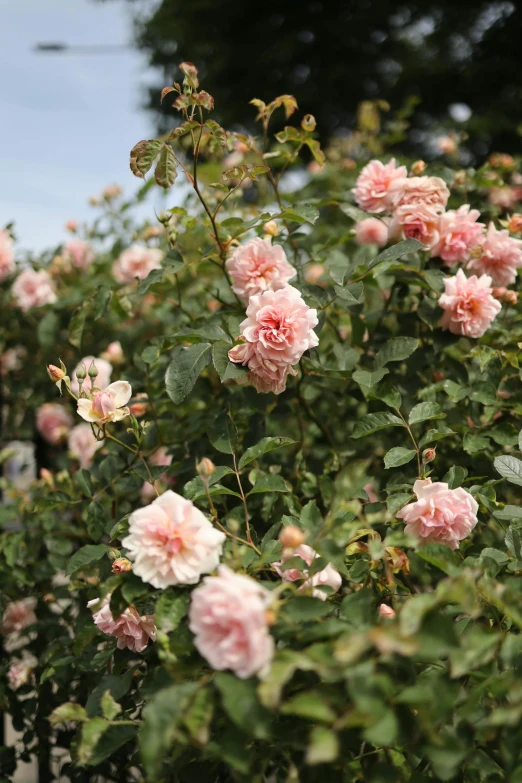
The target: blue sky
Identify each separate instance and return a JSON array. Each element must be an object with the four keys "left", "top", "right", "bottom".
[{"left": 0, "top": 0, "right": 165, "bottom": 252}]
